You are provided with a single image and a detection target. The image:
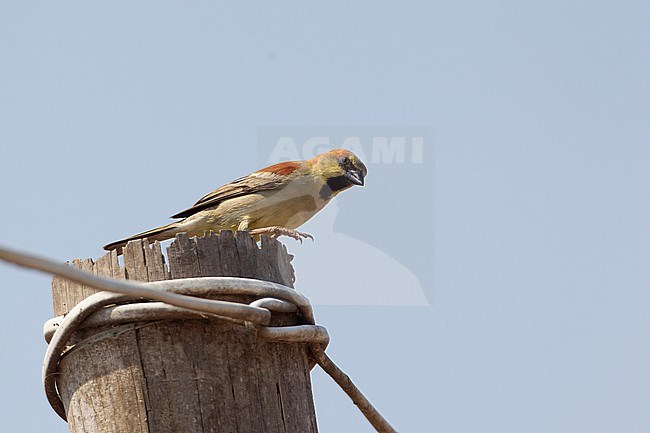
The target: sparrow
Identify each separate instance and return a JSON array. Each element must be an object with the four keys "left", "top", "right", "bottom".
[{"left": 104, "top": 148, "right": 367, "bottom": 252}]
